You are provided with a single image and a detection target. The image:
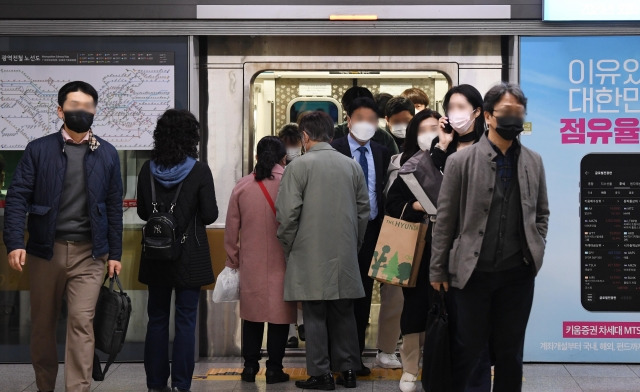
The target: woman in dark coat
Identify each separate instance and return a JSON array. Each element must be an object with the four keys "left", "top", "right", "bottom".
[
  {"left": 430, "top": 84, "right": 485, "bottom": 172},
  {"left": 137, "top": 109, "right": 218, "bottom": 392},
  {"left": 385, "top": 109, "right": 442, "bottom": 392}
]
